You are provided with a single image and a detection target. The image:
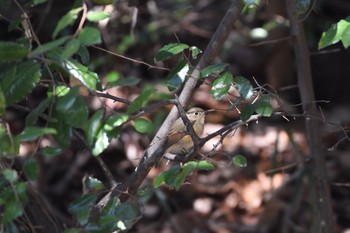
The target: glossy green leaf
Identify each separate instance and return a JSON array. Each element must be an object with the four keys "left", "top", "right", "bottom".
[
  {"left": 254, "top": 95, "right": 273, "bottom": 117},
  {"left": 189, "top": 46, "right": 202, "bottom": 59},
  {"left": 210, "top": 71, "right": 233, "bottom": 100},
  {"left": 16, "top": 127, "right": 57, "bottom": 142},
  {"left": 2, "top": 168, "right": 18, "bottom": 182},
  {"left": 153, "top": 165, "right": 181, "bottom": 188},
  {"left": 23, "top": 158, "right": 39, "bottom": 181},
  {"left": 104, "top": 113, "right": 128, "bottom": 138},
  {"left": 40, "top": 146, "right": 62, "bottom": 156},
  {"left": 68, "top": 193, "right": 97, "bottom": 225},
  {"left": 0, "top": 41, "right": 28, "bottom": 62},
  {"left": 64, "top": 59, "right": 99, "bottom": 91},
  {"left": 85, "top": 109, "right": 104, "bottom": 145},
  {"left": 234, "top": 76, "right": 254, "bottom": 99},
  {"left": 92, "top": 130, "right": 109, "bottom": 156},
  {"left": 319, "top": 16, "right": 350, "bottom": 49},
  {"left": 166, "top": 61, "right": 189, "bottom": 92},
  {"left": 53, "top": 3, "right": 83, "bottom": 38},
  {"left": 31, "top": 36, "right": 69, "bottom": 55},
  {"left": 78, "top": 27, "right": 102, "bottom": 46},
  {"left": 232, "top": 154, "right": 247, "bottom": 167},
  {"left": 55, "top": 88, "right": 88, "bottom": 128},
  {"left": 154, "top": 43, "right": 189, "bottom": 62},
  {"left": 25, "top": 98, "right": 51, "bottom": 126},
  {"left": 0, "top": 60, "right": 41, "bottom": 105},
  {"left": 87, "top": 11, "right": 111, "bottom": 22},
  {"left": 134, "top": 118, "right": 153, "bottom": 133},
  {"left": 240, "top": 103, "right": 255, "bottom": 122},
  {"left": 200, "top": 64, "right": 228, "bottom": 78},
  {"left": 50, "top": 119, "right": 72, "bottom": 148},
  {"left": 83, "top": 176, "right": 105, "bottom": 191},
  {"left": 127, "top": 86, "right": 154, "bottom": 114},
  {"left": 106, "top": 77, "right": 141, "bottom": 88},
  {"left": 185, "top": 161, "right": 215, "bottom": 170},
  {"left": 62, "top": 39, "right": 81, "bottom": 59}
]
